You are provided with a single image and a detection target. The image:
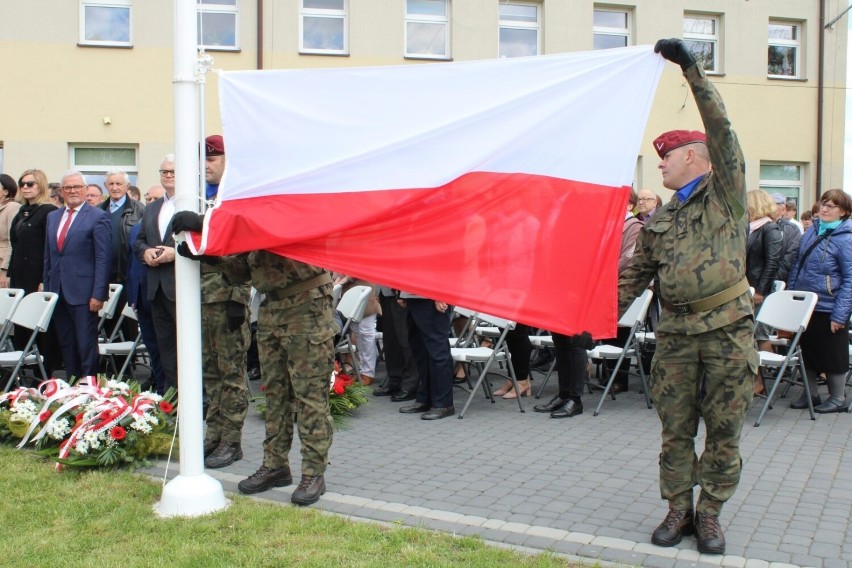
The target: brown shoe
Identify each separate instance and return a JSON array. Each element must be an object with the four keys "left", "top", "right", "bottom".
[
  {"left": 237, "top": 465, "right": 293, "bottom": 495},
  {"left": 695, "top": 512, "right": 725, "bottom": 554},
  {"left": 359, "top": 375, "right": 374, "bottom": 386},
  {"left": 651, "top": 509, "right": 695, "bottom": 547},
  {"left": 291, "top": 475, "right": 326, "bottom": 506}
]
